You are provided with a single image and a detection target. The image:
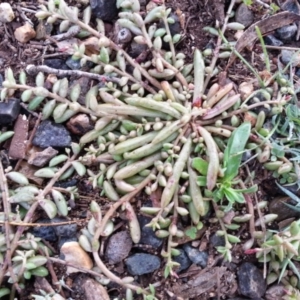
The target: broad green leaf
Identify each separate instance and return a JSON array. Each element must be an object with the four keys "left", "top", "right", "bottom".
[
  {"left": 192, "top": 157, "right": 208, "bottom": 175},
  {"left": 223, "top": 122, "right": 251, "bottom": 181}
]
